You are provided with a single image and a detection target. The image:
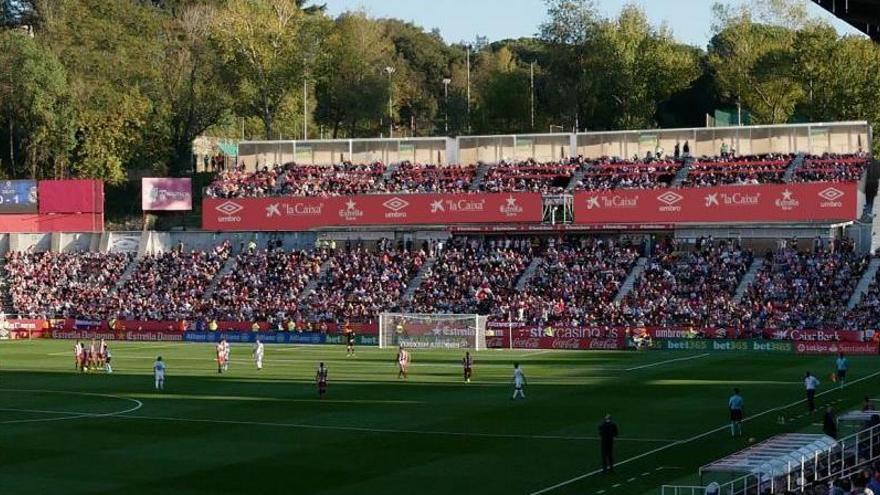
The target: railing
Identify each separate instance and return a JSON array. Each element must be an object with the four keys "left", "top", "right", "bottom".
[{"left": 661, "top": 421, "right": 880, "bottom": 494}]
